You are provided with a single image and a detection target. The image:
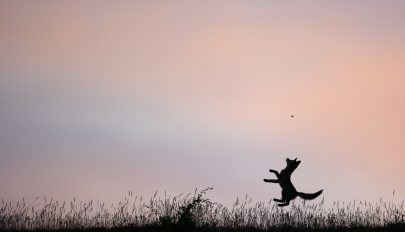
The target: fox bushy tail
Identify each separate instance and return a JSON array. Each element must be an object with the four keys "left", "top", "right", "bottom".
[{"left": 297, "top": 189, "right": 323, "bottom": 200}]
